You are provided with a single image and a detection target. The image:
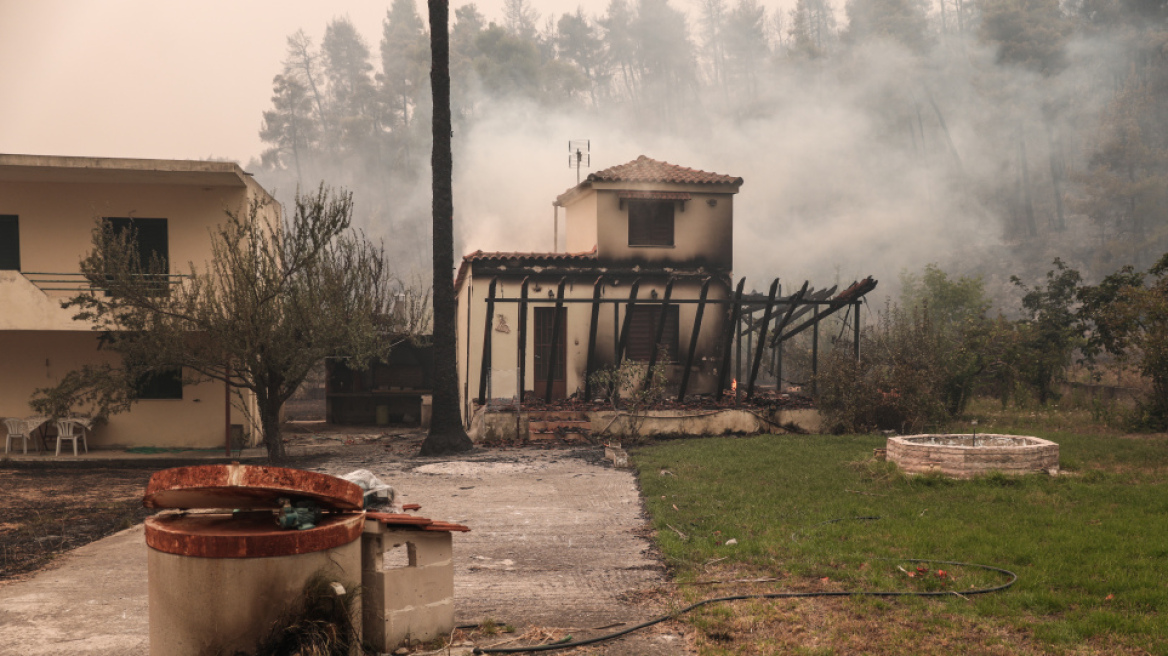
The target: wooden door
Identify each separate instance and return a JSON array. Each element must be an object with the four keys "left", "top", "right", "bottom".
[{"left": 534, "top": 307, "right": 567, "bottom": 400}]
